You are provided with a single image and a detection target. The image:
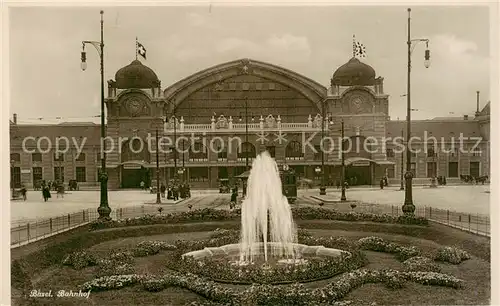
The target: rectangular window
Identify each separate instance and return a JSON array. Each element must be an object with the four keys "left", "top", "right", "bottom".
[
  {"left": 410, "top": 162, "right": 416, "bottom": 176},
  {"left": 427, "top": 162, "right": 437, "bottom": 178},
  {"left": 11, "top": 167, "right": 21, "bottom": 188},
  {"left": 75, "top": 153, "right": 86, "bottom": 161},
  {"left": 76, "top": 167, "right": 86, "bottom": 182},
  {"left": 471, "top": 149, "right": 482, "bottom": 157},
  {"left": 217, "top": 148, "right": 227, "bottom": 161},
  {"left": 387, "top": 165, "right": 395, "bottom": 178},
  {"left": 32, "top": 167, "right": 43, "bottom": 184},
  {"left": 189, "top": 167, "right": 208, "bottom": 182},
  {"left": 470, "top": 162, "right": 480, "bottom": 177},
  {"left": 411, "top": 151, "right": 417, "bottom": 158},
  {"left": 427, "top": 148, "right": 436, "bottom": 157},
  {"left": 255, "top": 83, "right": 262, "bottom": 90},
  {"left": 448, "top": 162, "right": 458, "bottom": 177},
  {"left": 242, "top": 83, "right": 250, "bottom": 90},
  {"left": 268, "top": 83, "right": 275, "bottom": 90},
  {"left": 54, "top": 167, "right": 64, "bottom": 182},
  {"left": 32, "top": 153, "right": 42, "bottom": 162},
  {"left": 266, "top": 146, "right": 276, "bottom": 158},
  {"left": 386, "top": 149, "right": 395, "bottom": 158},
  {"left": 54, "top": 153, "right": 64, "bottom": 161}
]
